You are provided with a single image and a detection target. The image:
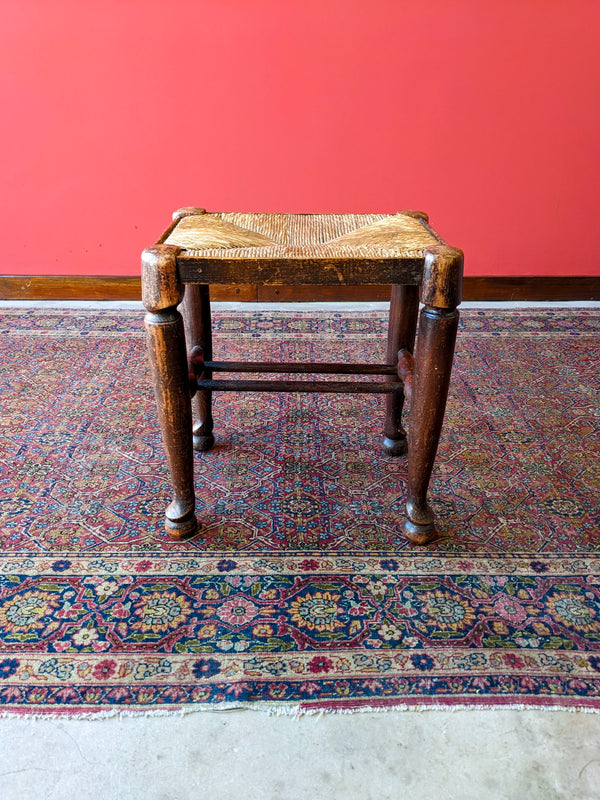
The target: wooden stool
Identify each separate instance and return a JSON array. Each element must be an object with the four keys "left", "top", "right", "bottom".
[{"left": 142, "top": 209, "right": 463, "bottom": 545}]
